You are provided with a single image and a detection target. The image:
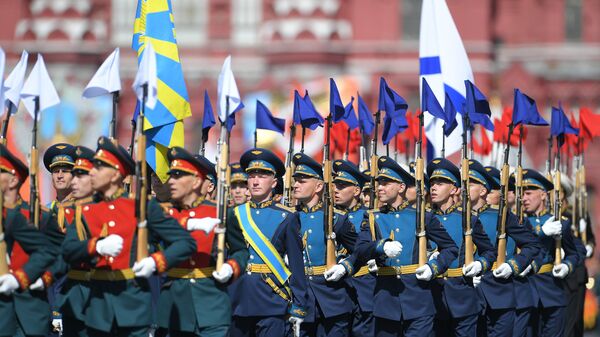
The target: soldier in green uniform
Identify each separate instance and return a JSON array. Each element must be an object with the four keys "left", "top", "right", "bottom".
[
  {"left": 44, "top": 143, "right": 76, "bottom": 210},
  {"left": 56, "top": 146, "right": 96, "bottom": 337},
  {"left": 0, "top": 143, "right": 56, "bottom": 337},
  {"left": 157, "top": 147, "right": 248, "bottom": 336},
  {"left": 62, "top": 137, "right": 196, "bottom": 337}
]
